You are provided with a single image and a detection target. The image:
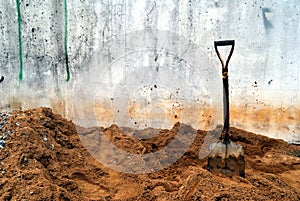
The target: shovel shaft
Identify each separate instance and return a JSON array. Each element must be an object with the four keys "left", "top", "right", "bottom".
[{"left": 214, "top": 40, "right": 235, "bottom": 144}]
